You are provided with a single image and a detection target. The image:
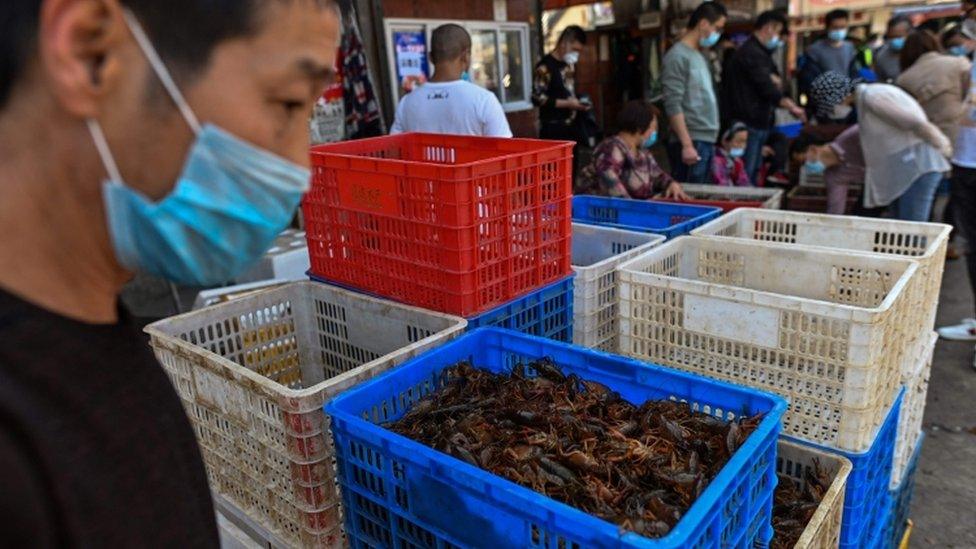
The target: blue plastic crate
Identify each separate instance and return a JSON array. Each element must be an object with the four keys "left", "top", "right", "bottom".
[
  {"left": 572, "top": 196, "right": 722, "bottom": 239},
  {"left": 326, "top": 328, "right": 787, "bottom": 548},
  {"left": 467, "top": 276, "right": 573, "bottom": 342},
  {"left": 310, "top": 273, "right": 574, "bottom": 343},
  {"left": 786, "top": 388, "right": 903, "bottom": 549},
  {"left": 887, "top": 432, "right": 924, "bottom": 548}
]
